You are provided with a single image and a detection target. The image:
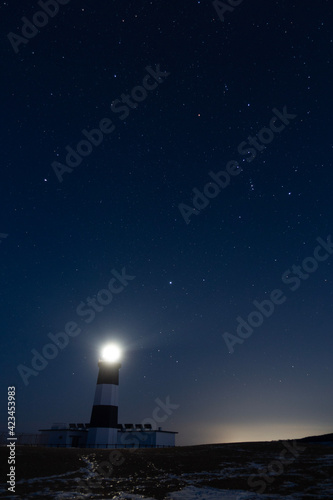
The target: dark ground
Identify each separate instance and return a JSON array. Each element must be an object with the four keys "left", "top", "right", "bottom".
[{"left": 1, "top": 440, "right": 333, "bottom": 499}]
